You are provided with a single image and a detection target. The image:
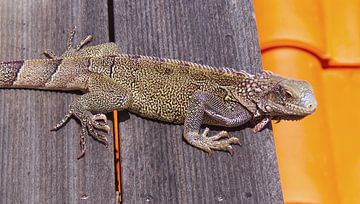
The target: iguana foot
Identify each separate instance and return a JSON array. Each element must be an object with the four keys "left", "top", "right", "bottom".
[
  {"left": 52, "top": 110, "right": 111, "bottom": 158},
  {"left": 42, "top": 26, "right": 93, "bottom": 59},
  {"left": 185, "top": 128, "right": 241, "bottom": 155},
  {"left": 78, "top": 112, "right": 110, "bottom": 147},
  {"left": 64, "top": 26, "right": 93, "bottom": 55}
]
